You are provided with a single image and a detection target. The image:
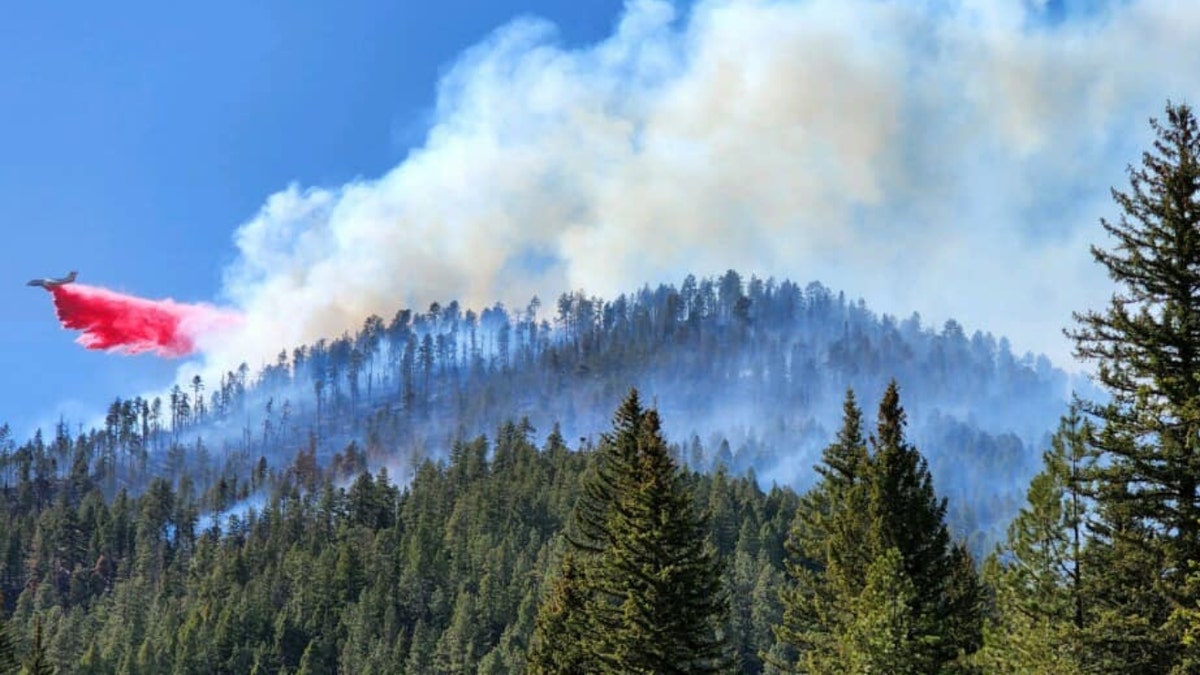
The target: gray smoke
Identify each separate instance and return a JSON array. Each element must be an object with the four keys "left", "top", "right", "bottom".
[{"left": 194, "top": 0, "right": 1200, "bottom": 379}]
